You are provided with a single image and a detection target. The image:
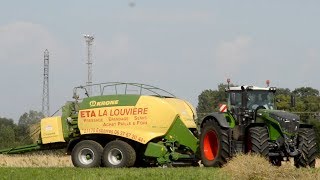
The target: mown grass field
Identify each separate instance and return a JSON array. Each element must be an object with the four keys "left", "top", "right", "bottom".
[{"left": 0, "top": 154, "right": 319, "bottom": 180}]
